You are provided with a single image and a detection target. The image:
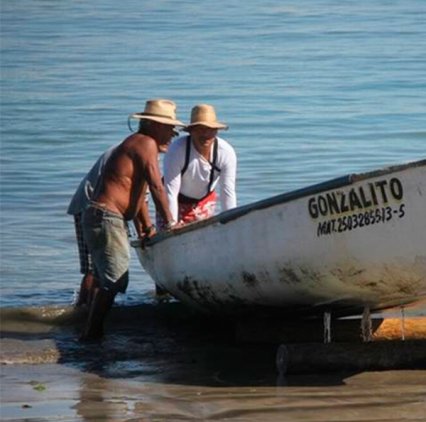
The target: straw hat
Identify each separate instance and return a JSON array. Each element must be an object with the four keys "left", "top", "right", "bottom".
[
  {"left": 184, "top": 104, "right": 228, "bottom": 131},
  {"left": 130, "top": 99, "right": 184, "bottom": 126}
]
